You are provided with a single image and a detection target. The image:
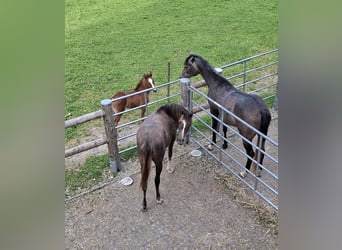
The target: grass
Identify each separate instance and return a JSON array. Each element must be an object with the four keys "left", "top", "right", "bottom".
[
  {"left": 193, "top": 115, "right": 212, "bottom": 133},
  {"left": 119, "top": 146, "right": 138, "bottom": 161},
  {"left": 65, "top": 0, "right": 278, "bottom": 120},
  {"left": 65, "top": 154, "right": 112, "bottom": 196}
]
